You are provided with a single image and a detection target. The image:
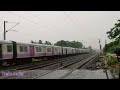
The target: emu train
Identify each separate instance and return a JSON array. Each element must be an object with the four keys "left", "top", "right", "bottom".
[{"left": 0, "top": 40, "right": 89, "bottom": 66}]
